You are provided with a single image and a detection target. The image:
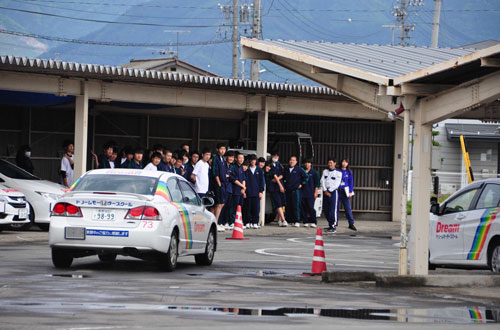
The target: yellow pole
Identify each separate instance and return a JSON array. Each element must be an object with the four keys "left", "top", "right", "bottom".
[{"left": 459, "top": 135, "right": 474, "bottom": 184}]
